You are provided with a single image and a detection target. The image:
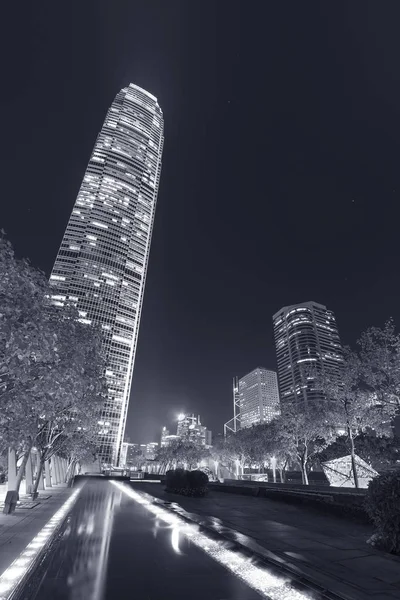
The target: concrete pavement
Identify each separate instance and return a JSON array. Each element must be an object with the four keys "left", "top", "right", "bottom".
[
  {"left": 134, "top": 482, "right": 400, "bottom": 600},
  {"left": 0, "top": 485, "right": 74, "bottom": 576}
]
